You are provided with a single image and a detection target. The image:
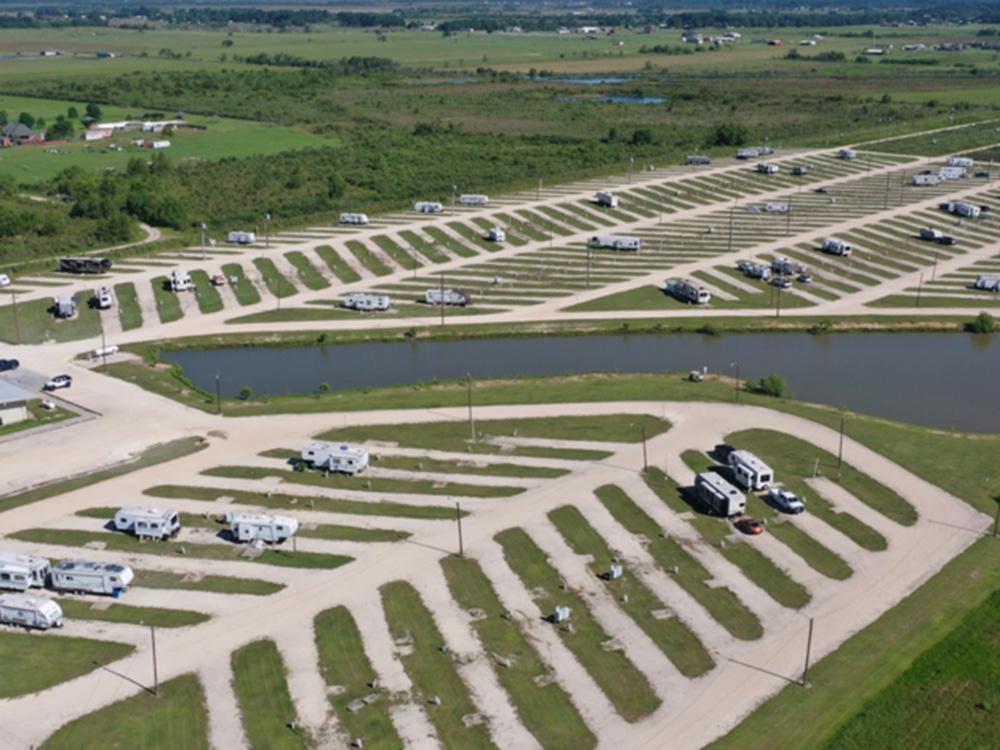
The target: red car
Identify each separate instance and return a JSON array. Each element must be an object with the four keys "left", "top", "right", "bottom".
[{"left": 735, "top": 518, "right": 764, "bottom": 536}]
